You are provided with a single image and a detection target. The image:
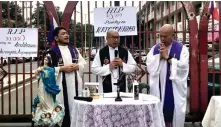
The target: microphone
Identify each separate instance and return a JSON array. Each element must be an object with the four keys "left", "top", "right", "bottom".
[
  {"left": 74, "top": 96, "right": 93, "bottom": 102},
  {"left": 114, "top": 49, "right": 122, "bottom": 81},
  {"left": 115, "top": 50, "right": 118, "bottom": 58},
  {"left": 114, "top": 50, "right": 118, "bottom": 69}
]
